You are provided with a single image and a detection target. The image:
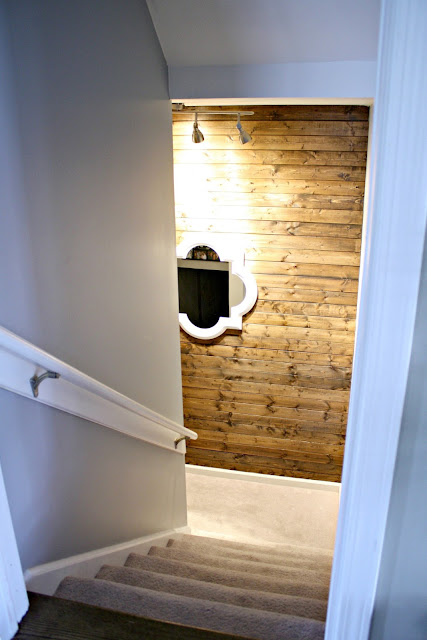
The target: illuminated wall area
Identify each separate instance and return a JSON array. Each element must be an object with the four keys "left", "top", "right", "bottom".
[{"left": 173, "top": 105, "right": 368, "bottom": 482}]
